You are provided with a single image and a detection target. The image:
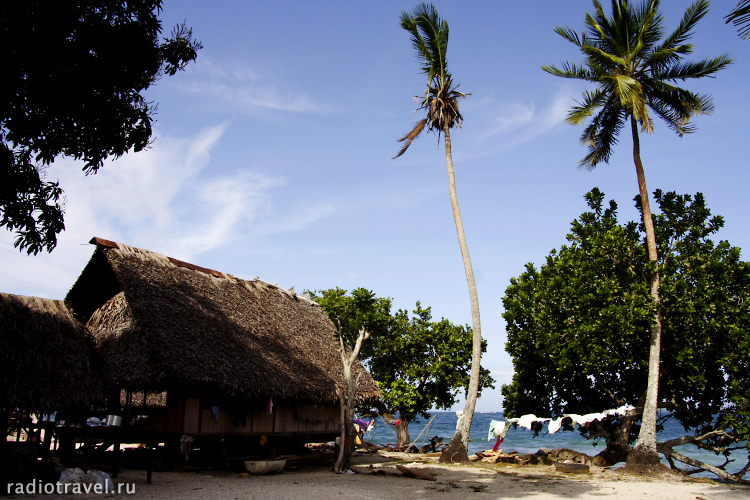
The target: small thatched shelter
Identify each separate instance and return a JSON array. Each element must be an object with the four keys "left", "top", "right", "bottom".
[
  {"left": 66, "top": 238, "right": 379, "bottom": 449},
  {"left": 0, "top": 293, "right": 104, "bottom": 415}
]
